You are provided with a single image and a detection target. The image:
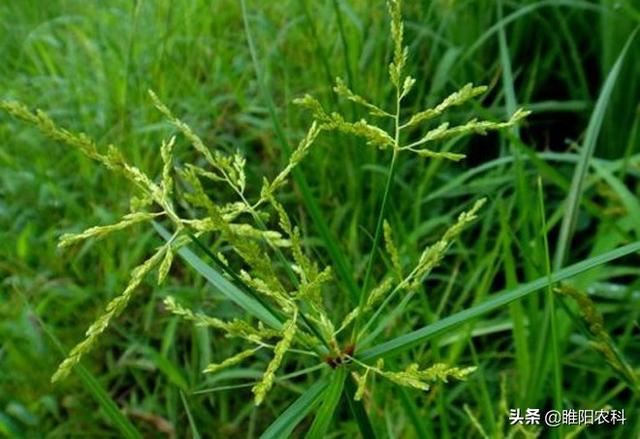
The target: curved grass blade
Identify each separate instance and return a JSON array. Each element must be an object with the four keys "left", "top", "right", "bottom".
[
  {"left": 357, "top": 241, "right": 640, "bottom": 361},
  {"left": 259, "top": 376, "right": 330, "bottom": 439},
  {"left": 462, "top": 0, "right": 603, "bottom": 62},
  {"left": 306, "top": 368, "right": 347, "bottom": 439},
  {"left": 142, "top": 345, "right": 189, "bottom": 391},
  {"left": 153, "top": 222, "right": 282, "bottom": 330},
  {"left": 538, "top": 177, "right": 563, "bottom": 439},
  {"left": 553, "top": 28, "right": 639, "bottom": 269},
  {"left": 75, "top": 365, "right": 143, "bottom": 439},
  {"left": 31, "top": 298, "right": 143, "bottom": 439},
  {"left": 343, "top": 375, "right": 377, "bottom": 438},
  {"left": 180, "top": 391, "right": 201, "bottom": 439},
  {"left": 591, "top": 160, "right": 640, "bottom": 238}
]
